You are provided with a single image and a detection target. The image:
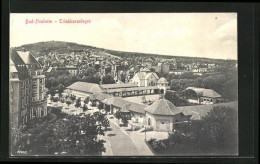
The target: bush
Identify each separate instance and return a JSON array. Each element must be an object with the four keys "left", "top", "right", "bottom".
[{"left": 148, "top": 138, "right": 168, "bottom": 152}]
